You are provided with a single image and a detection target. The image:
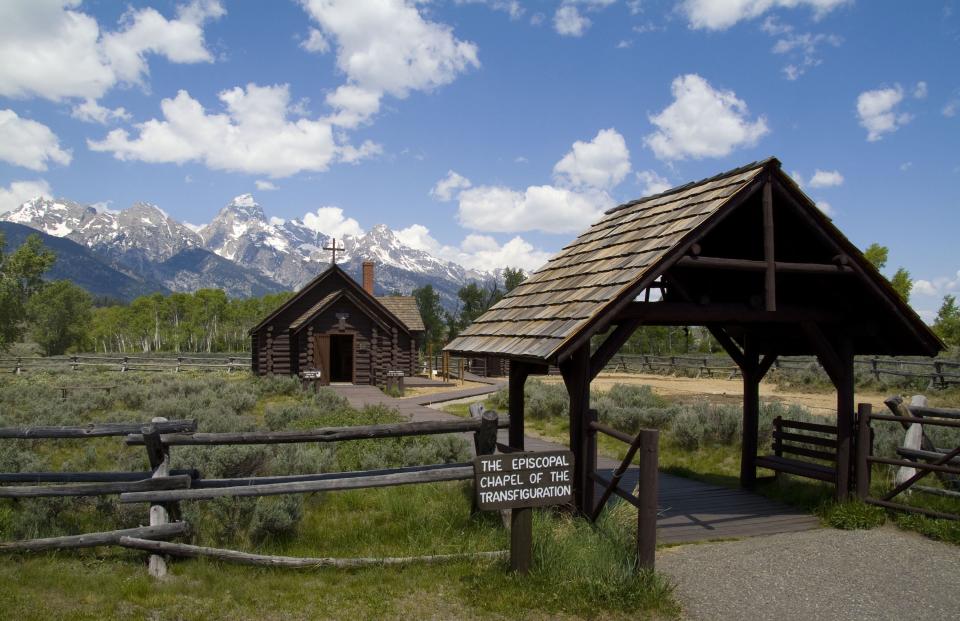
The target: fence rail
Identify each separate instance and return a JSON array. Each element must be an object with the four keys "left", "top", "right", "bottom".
[
  {"left": 599, "top": 353, "right": 960, "bottom": 388},
  {"left": 0, "top": 354, "right": 251, "bottom": 374}
]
